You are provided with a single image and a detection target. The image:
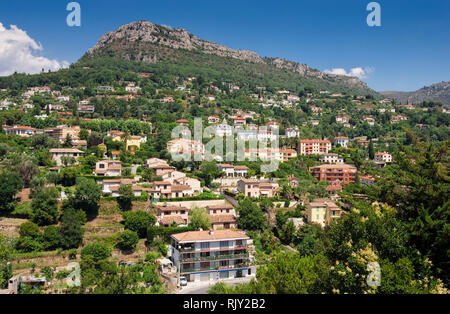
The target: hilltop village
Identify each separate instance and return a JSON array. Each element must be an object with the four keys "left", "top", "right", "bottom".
[{"left": 0, "top": 67, "right": 448, "bottom": 294}]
